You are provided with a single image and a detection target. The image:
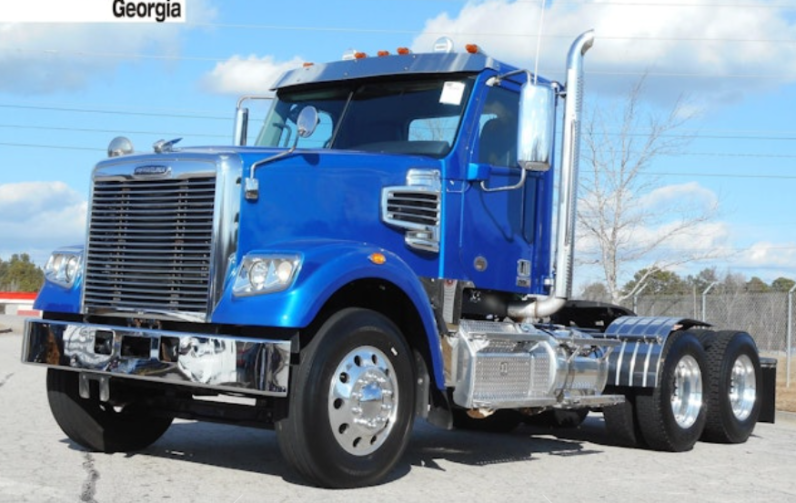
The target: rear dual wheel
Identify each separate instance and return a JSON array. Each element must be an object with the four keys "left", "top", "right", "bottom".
[
  {"left": 636, "top": 332, "right": 708, "bottom": 451},
  {"left": 699, "top": 330, "right": 762, "bottom": 443},
  {"left": 605, "top": 329, "right": 762, "bottom": 451},
  {"left": 603, "top": 332, "right": 708, "bottom": 451},
  {"left": 603, "top": 388, "right": 645, "bottom": 447}
]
